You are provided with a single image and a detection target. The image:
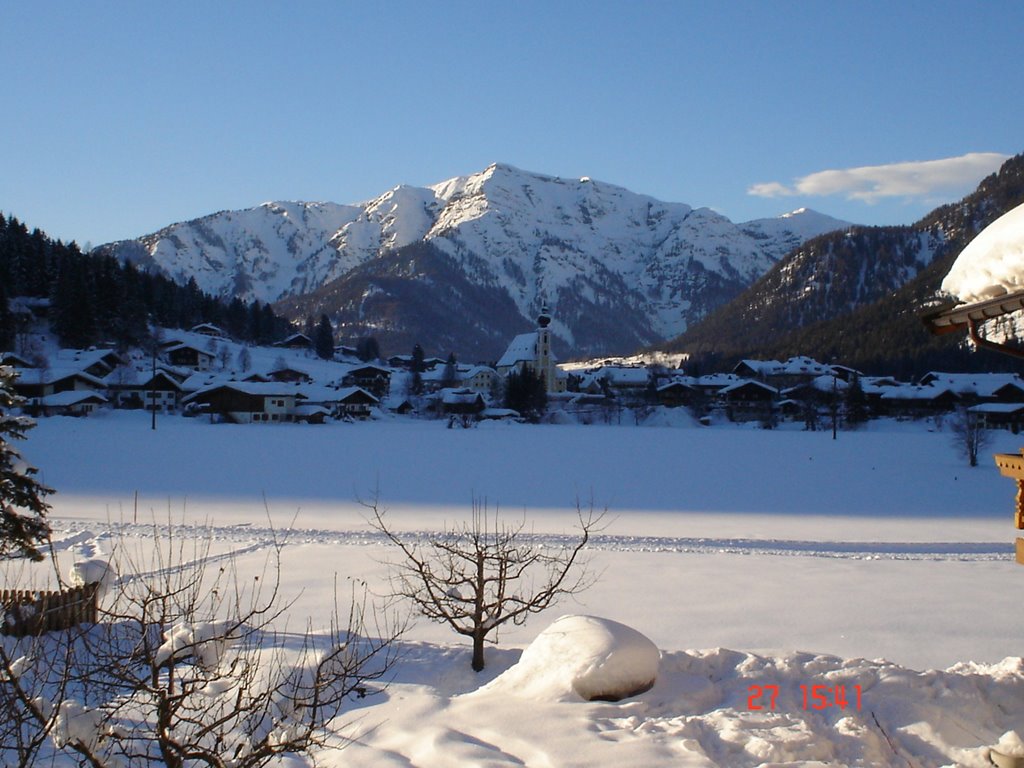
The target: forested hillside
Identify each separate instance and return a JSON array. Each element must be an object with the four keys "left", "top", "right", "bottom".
[
  {"left": 0, "top": 214, "right": 291, "bottom": 351},
  {"left": 668, "top": 153, "right": 1024, "bottom": 377}
]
